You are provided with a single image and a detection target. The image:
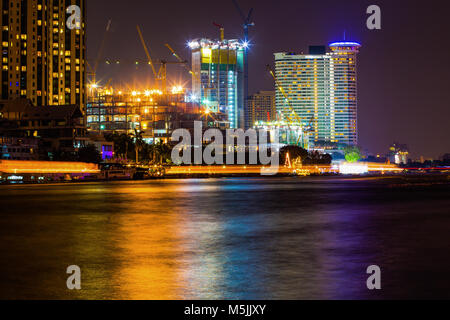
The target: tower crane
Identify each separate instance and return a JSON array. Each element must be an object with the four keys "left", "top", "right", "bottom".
[
  {"left": 213, "top": 22, "right": 225, "bottom": 41},
  {"left": 136, "top": 25, "right": 160, "bottom": 88},
  {"left": 87, "top": 19, "right": 112, "bottom": 86},
  {"left": 231, "top": 0, "right": 254, "bottom": 123},
  {"left": 267, "top": 65, "right": 310, "bottom": 148},
  {"left": 165, "top": 43, "right": 198, "bottom": 81},
  {"left": 137, "top": 26, "right": 190, "bottom": 92}
]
